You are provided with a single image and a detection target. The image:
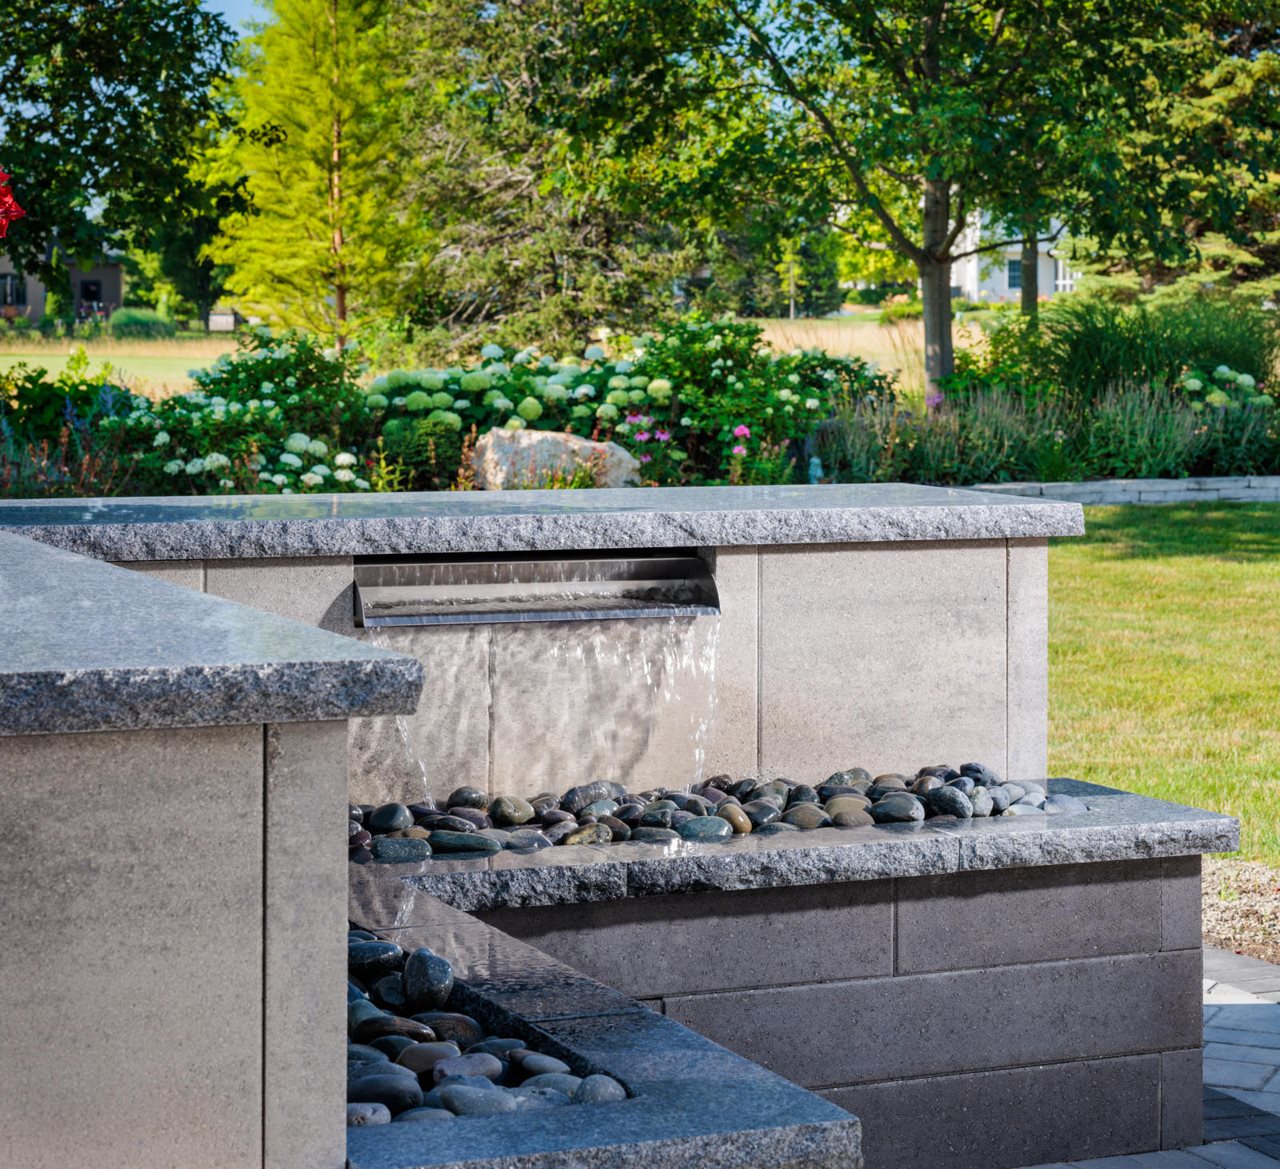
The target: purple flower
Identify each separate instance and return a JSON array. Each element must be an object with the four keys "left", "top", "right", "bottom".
[
  {"left": 626, "top": 413, "right": 643, "bottom": 424},
  {"left": 655, "top": 429, "right": 670, "bottom": 442},
  {"left": 639, "top": 453, "right": 652, "bottom": 463},
  {"left": 733, "top": 424, "right": 751, "bottom": 438},
  {"left": 635, "top": 431, "right": 651, "bottom": 443},
  {"left": 732, "top": 444, "right": 747, "bottom": 456},
  {"left": 925, "top": 391, "right": 944, "bottom": 409}
]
